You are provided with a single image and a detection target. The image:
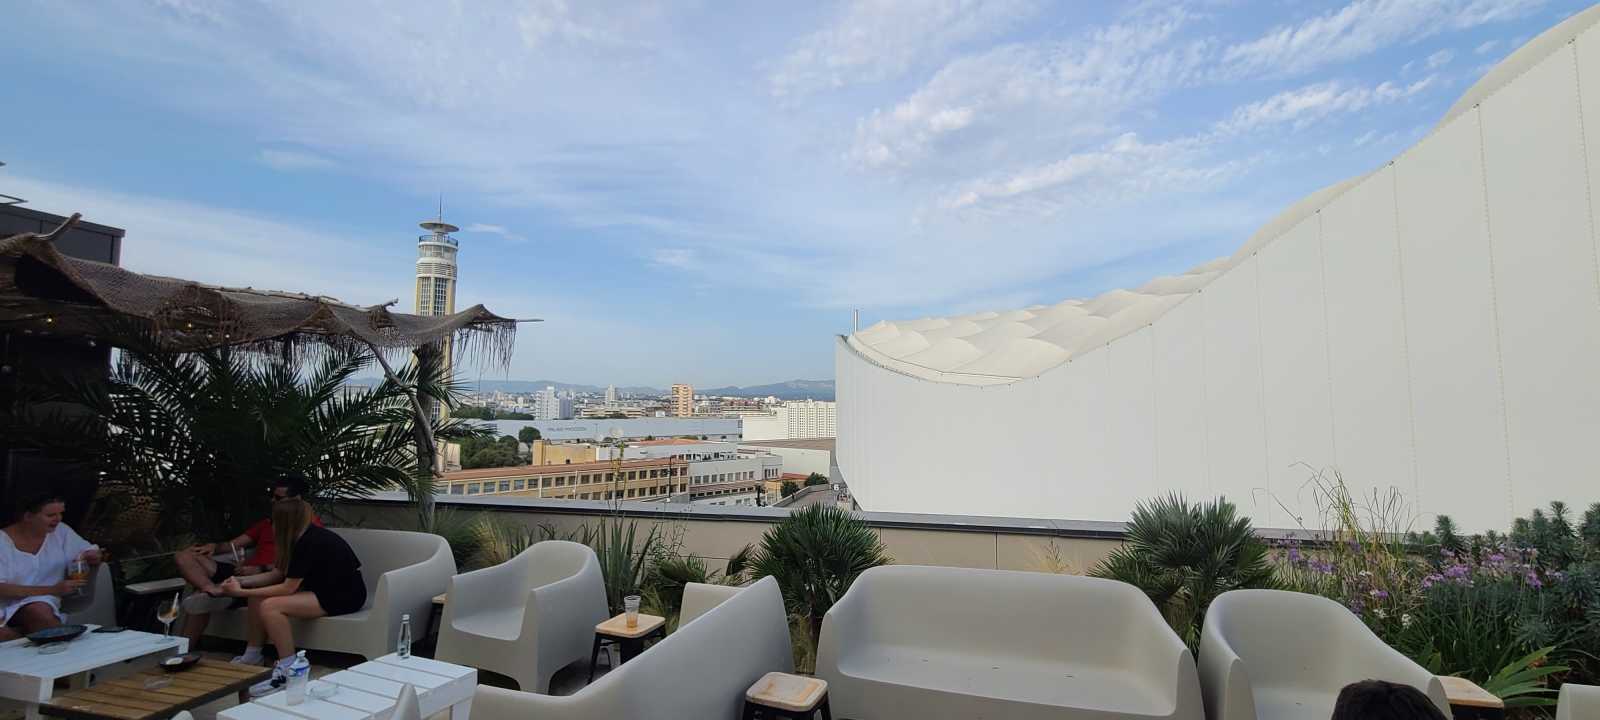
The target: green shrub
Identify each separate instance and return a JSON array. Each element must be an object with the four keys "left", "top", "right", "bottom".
[
  {"left": 1091, "top": 494, "right": 1276, "bottom": 649},
  {"left": 753, "top": 504, "right": 890, "bottom": 662}
]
